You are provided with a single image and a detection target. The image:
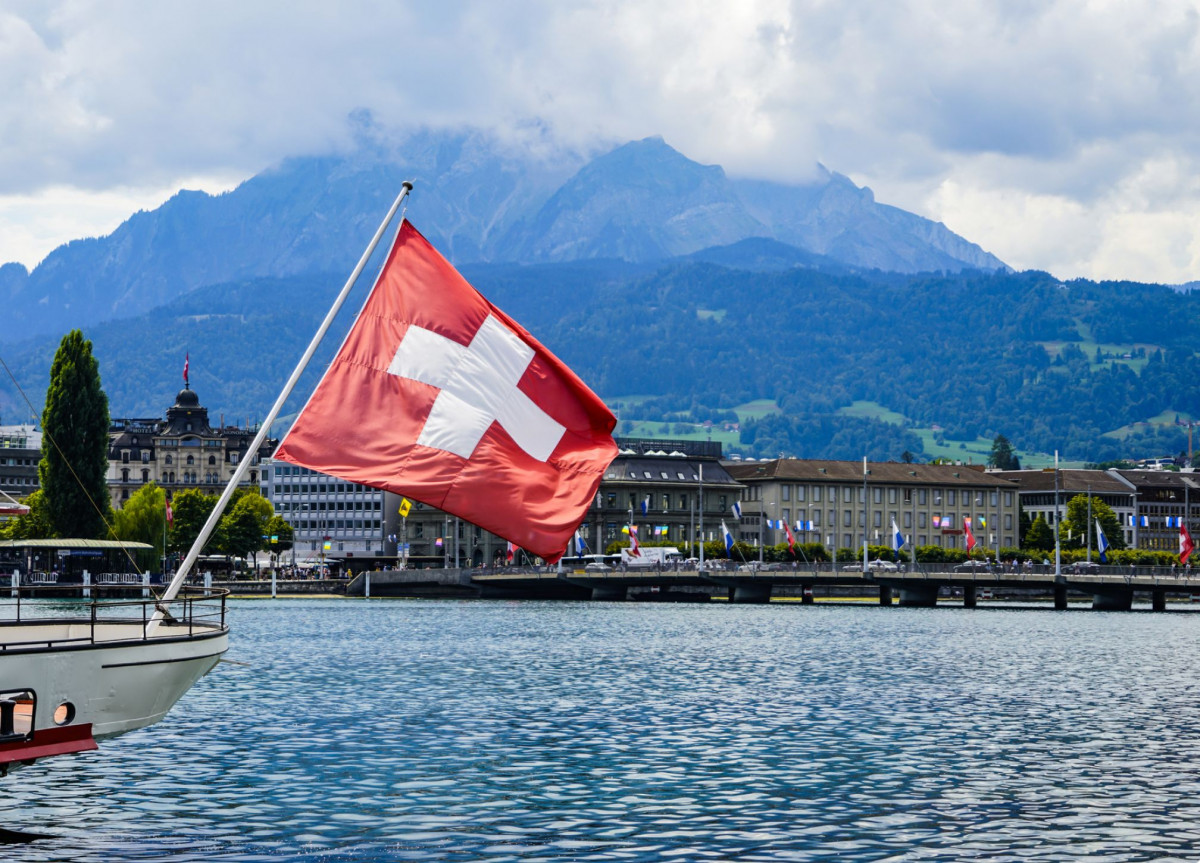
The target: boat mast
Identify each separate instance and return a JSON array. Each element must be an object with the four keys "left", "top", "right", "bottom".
[{"left": 154, "top": 182, "right": 414, "bottom": 614}]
